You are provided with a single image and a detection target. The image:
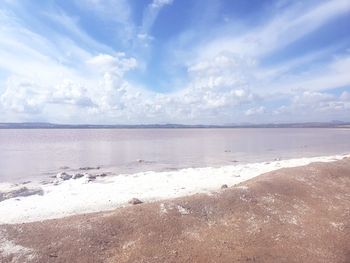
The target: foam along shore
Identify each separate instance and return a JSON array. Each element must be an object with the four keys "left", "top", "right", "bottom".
[{"left": 0, "top": 154, "right": 349, "bottom": 224}]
